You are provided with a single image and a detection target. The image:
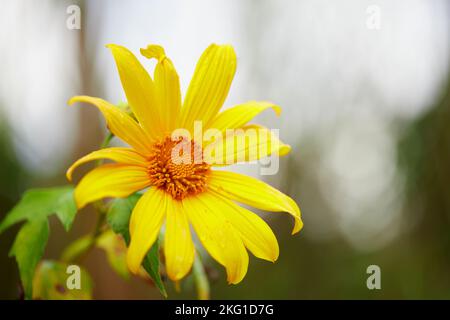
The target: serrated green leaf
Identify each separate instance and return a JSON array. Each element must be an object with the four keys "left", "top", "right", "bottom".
[
  {"left": 1, "top": 185, "right": 78, "bottom": 299},
  {"left": 0, "top": 186, "right": 77, "bottom": 233},
  {"left": 9, "top": 219, "right": 49, "bottom": 299},
  {"left": 53, "top": 188, "right": 77, "bottom": 231},
  {"left": 107, "top": 193, "right": 167, "bottom": 297},
  {"left": 33, "top": 260, "right": 93, "bottom": 300},
  {"left": 106, "top": 193, "right": 141, "bottom": 243}
]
